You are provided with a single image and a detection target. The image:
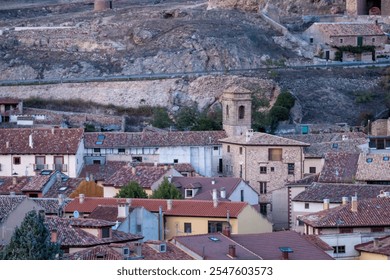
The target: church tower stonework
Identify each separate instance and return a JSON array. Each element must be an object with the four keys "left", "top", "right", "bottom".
[{"left": 222, "top": 86, "right": 252, "bottom": 137}]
